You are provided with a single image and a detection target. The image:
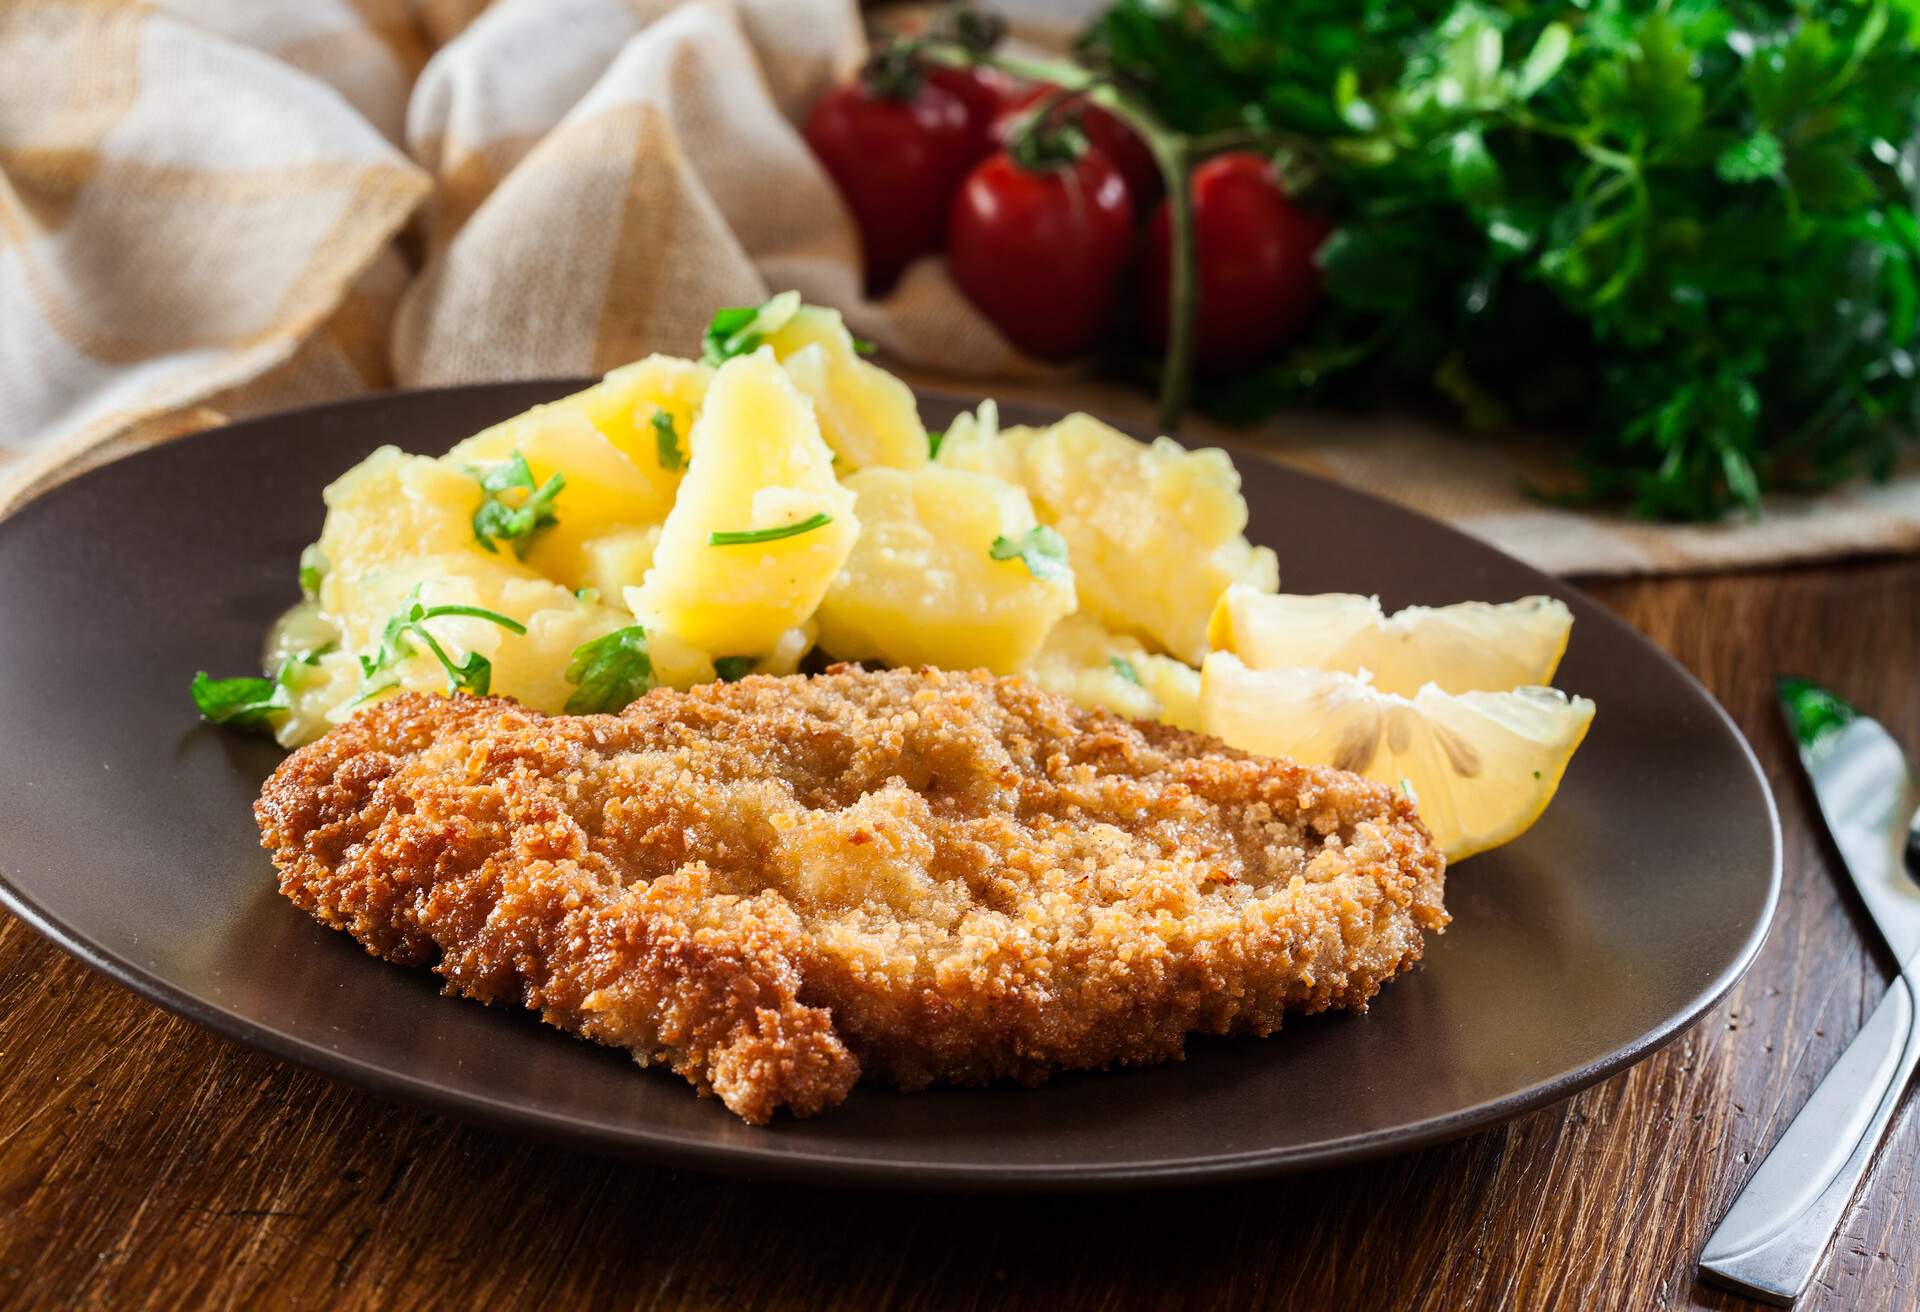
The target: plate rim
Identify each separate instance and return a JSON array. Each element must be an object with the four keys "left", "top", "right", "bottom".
[{"left": 0, "top": 380, "right": 1783, "bottom": 1192}]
